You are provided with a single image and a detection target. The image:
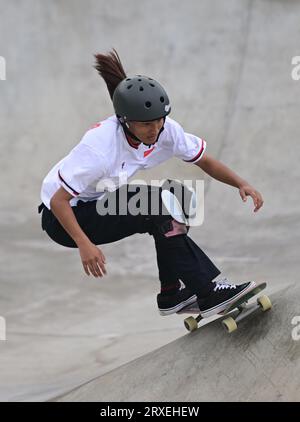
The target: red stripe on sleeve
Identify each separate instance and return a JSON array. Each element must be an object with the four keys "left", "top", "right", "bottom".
[{"left": 184, "top": 140, "right": 205, "bottom": 163}]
